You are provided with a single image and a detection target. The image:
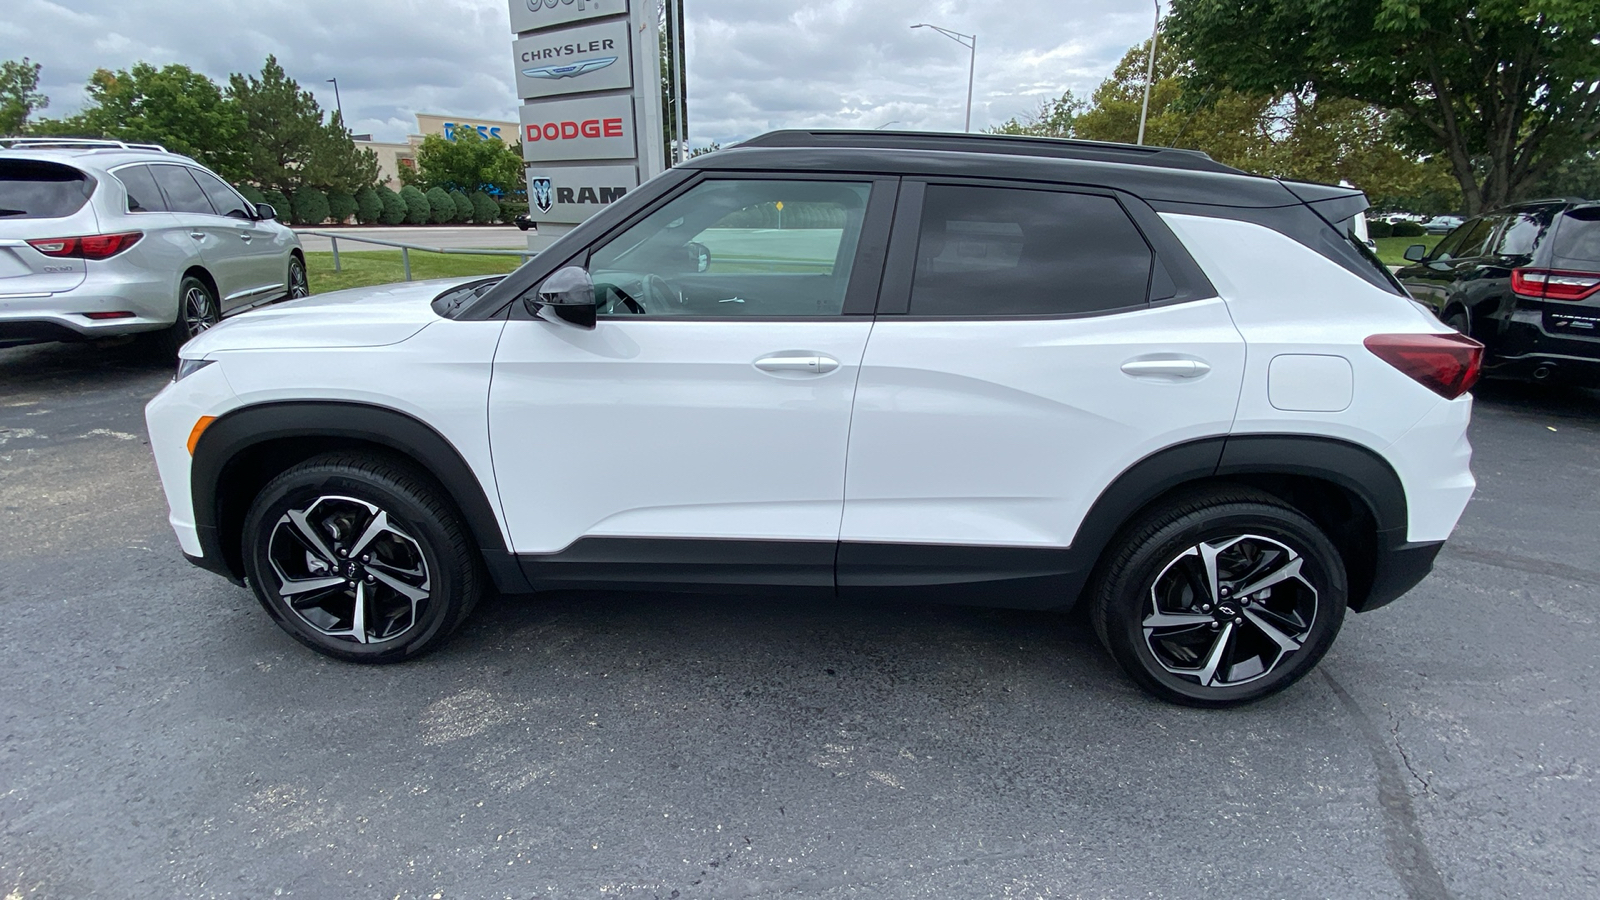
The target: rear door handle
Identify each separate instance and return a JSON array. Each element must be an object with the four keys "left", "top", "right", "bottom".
[
  {"left": 188, "top": 231, "right": 205, "bottom": 241},
  {"left": 754, "top": 354, "right": 839, "bottom": 374},
  {"left": 1121, "top": 358, "right": 1211, "bottom": 378}
]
